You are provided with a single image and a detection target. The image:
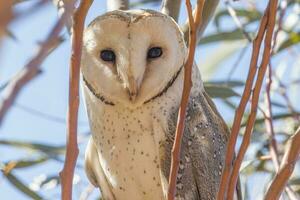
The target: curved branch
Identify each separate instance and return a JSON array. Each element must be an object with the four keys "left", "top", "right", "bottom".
[
  {"left": 182, "top": 0, "right": 219, "bottom": 43},
  {"left": 264, "top": 127, "right": 300, "bottom": 200},
  {"left": 53, "top": 0, "right": 75, "bottom": 33},
  {"left": 161, "top": 0, "right": 182, "bottom": 22},
  {"left": 226, "top": 0, "right": 278, "bottom": 198},
  {"left": 0, "top": 0, "right": 13, "bottom": 42},
  {"left": 0, "top": 1, "right": 74, "bottom": 126},
  {"left": 217, "top": 2, "right": 271, "bottom": 199},
  {"left": 167, "top": 1, "right": 205, "bottom": 200},
  {"left": 59, "top": 0, "right": 93, "bottom": 199},
  {"left": 107, "top": 0, "right": 129, "bottom": 11}
]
